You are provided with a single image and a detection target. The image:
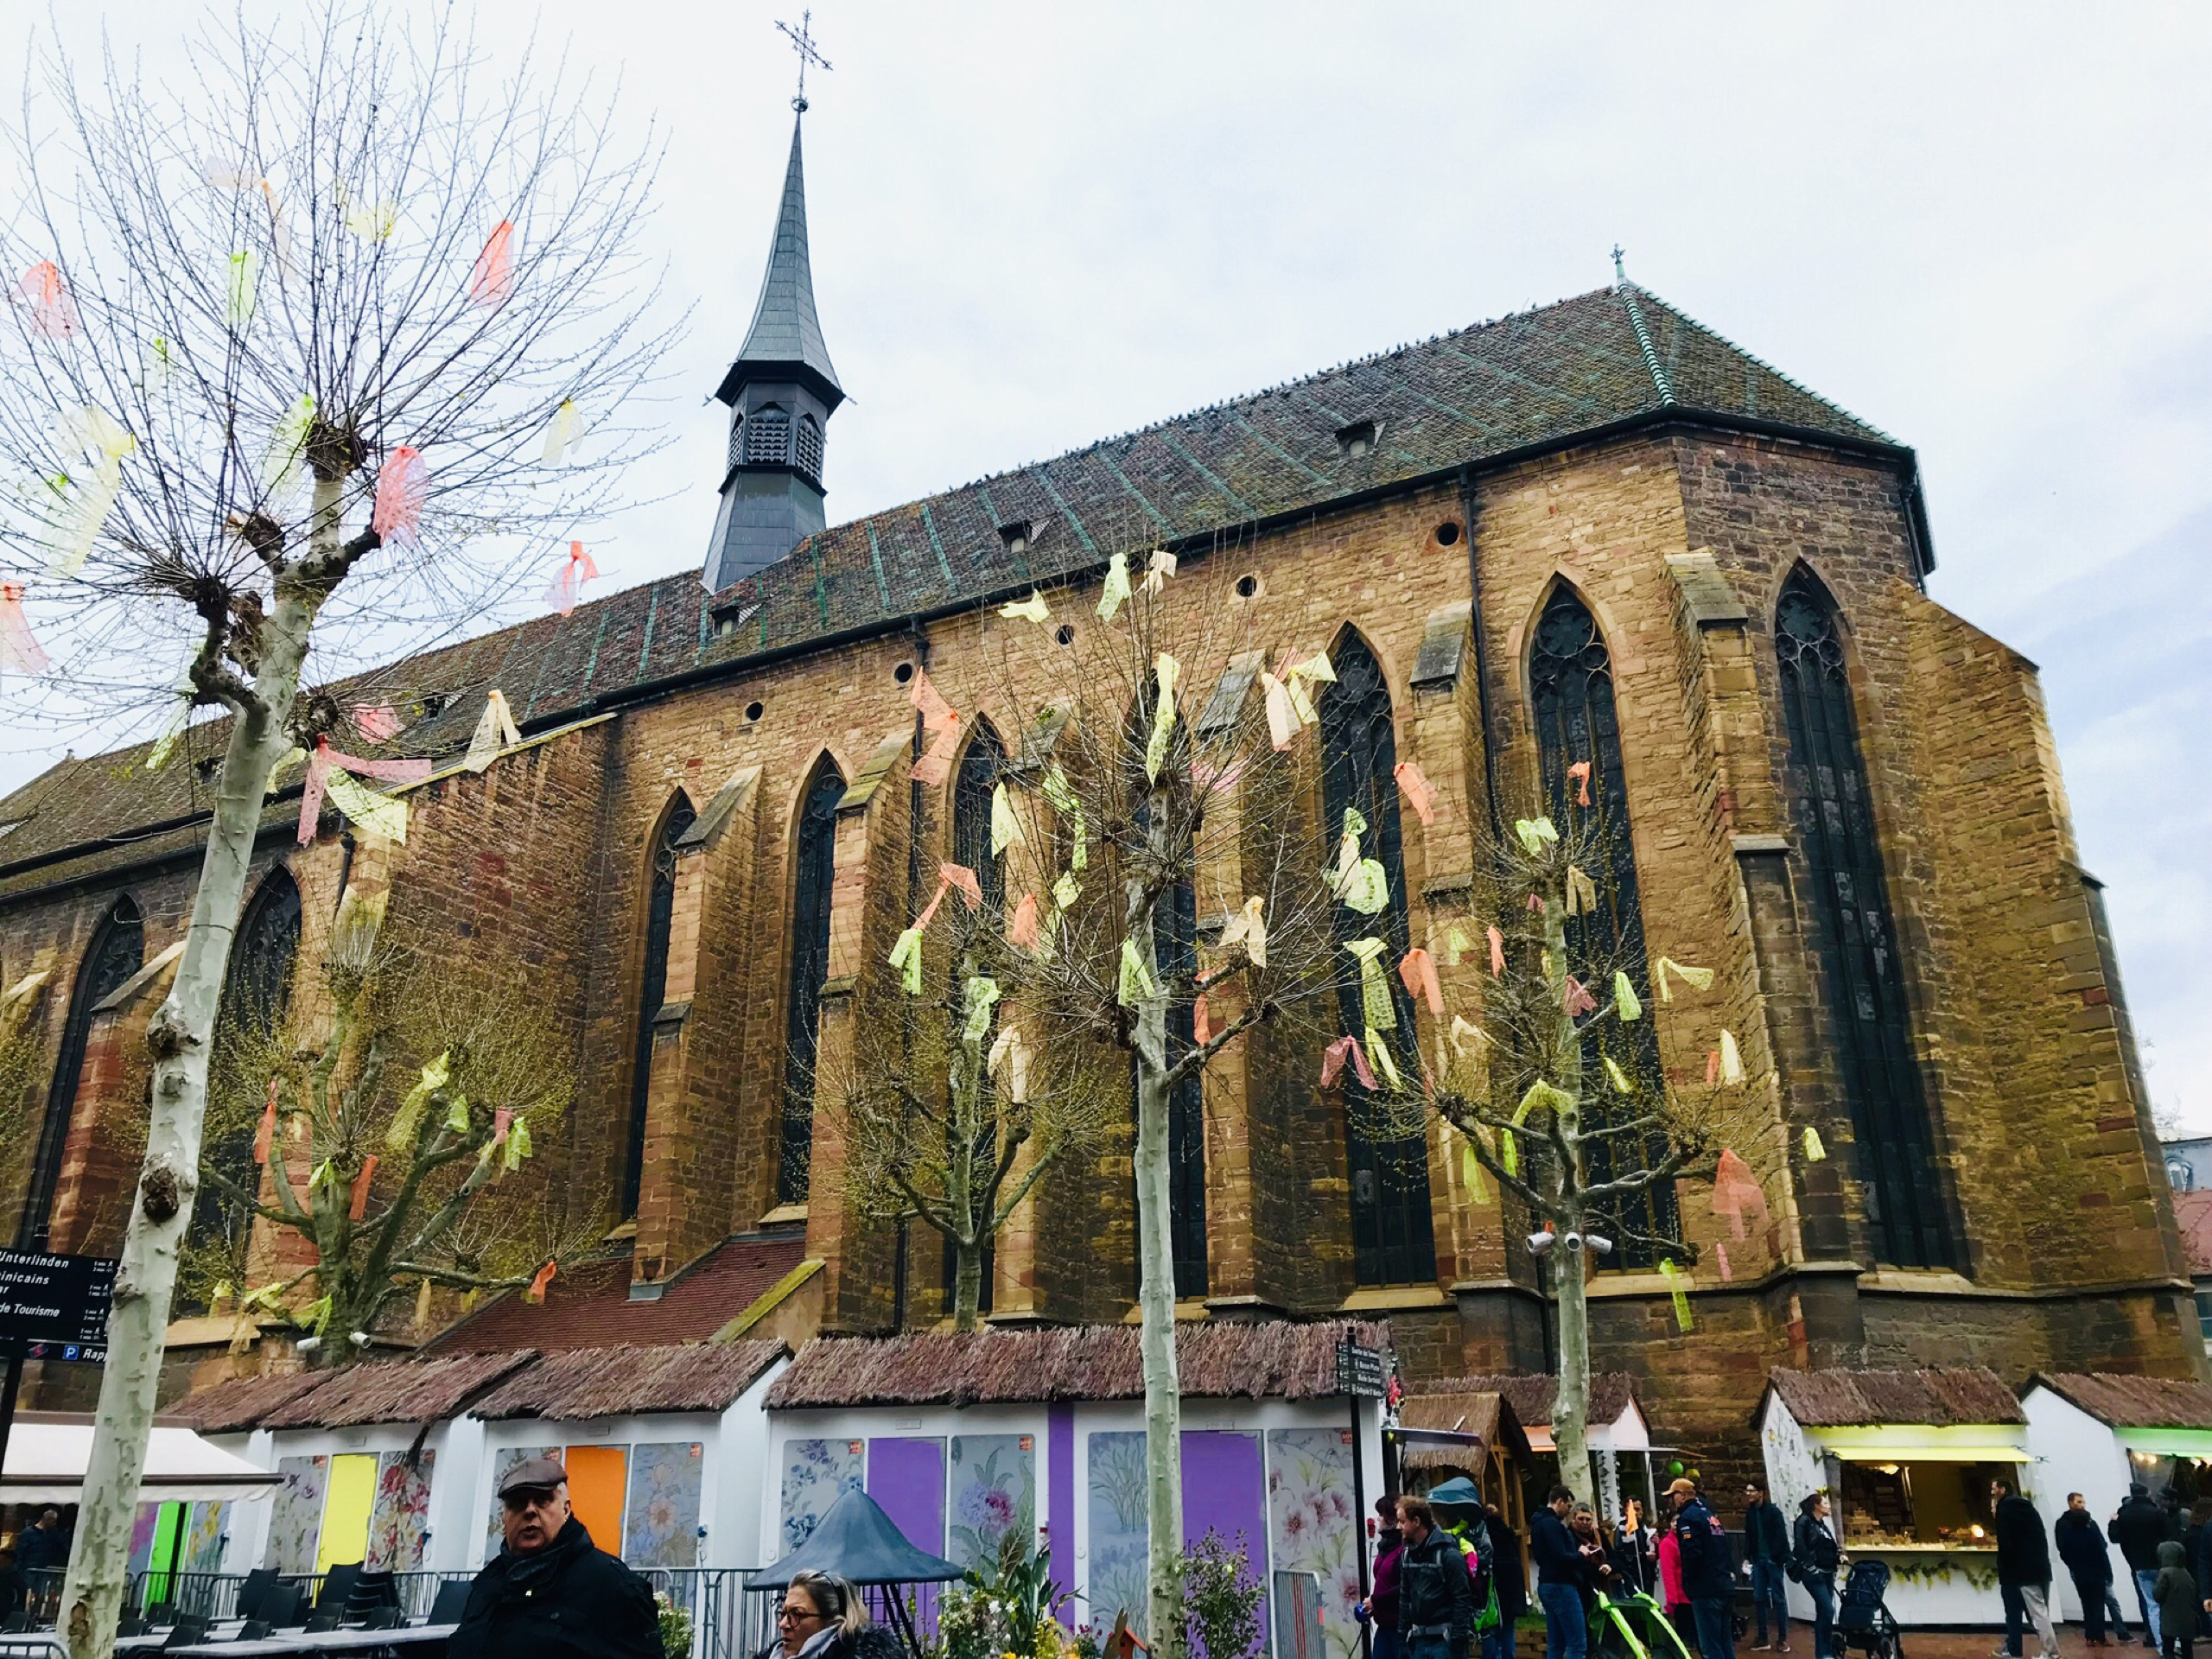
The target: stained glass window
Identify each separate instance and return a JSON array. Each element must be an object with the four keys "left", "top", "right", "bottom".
[
  {"left": 20, "top": 895, "right": 143, "bottom": 1249},
  {"left": 1319, "top": 634, "right": 1435, "bottom": 1287},
  {"left": 624, "top": 795, "right": 696, "bottom": 1219},
  {"left": 780, "top": 761, "right": 847, "bottom": 1205},
  {"left": 189, "top": 871, "right": 302, "bottom": 1268},
  {"left": 1774, "top": 569, "right": 1955, "bottom": 1269},
  {"left": 1527, "top": 587, "right": 1676, "bottom": 1265},
  {"left": 947, "top": 727, "right": 1002, "bottom": 1313}
]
